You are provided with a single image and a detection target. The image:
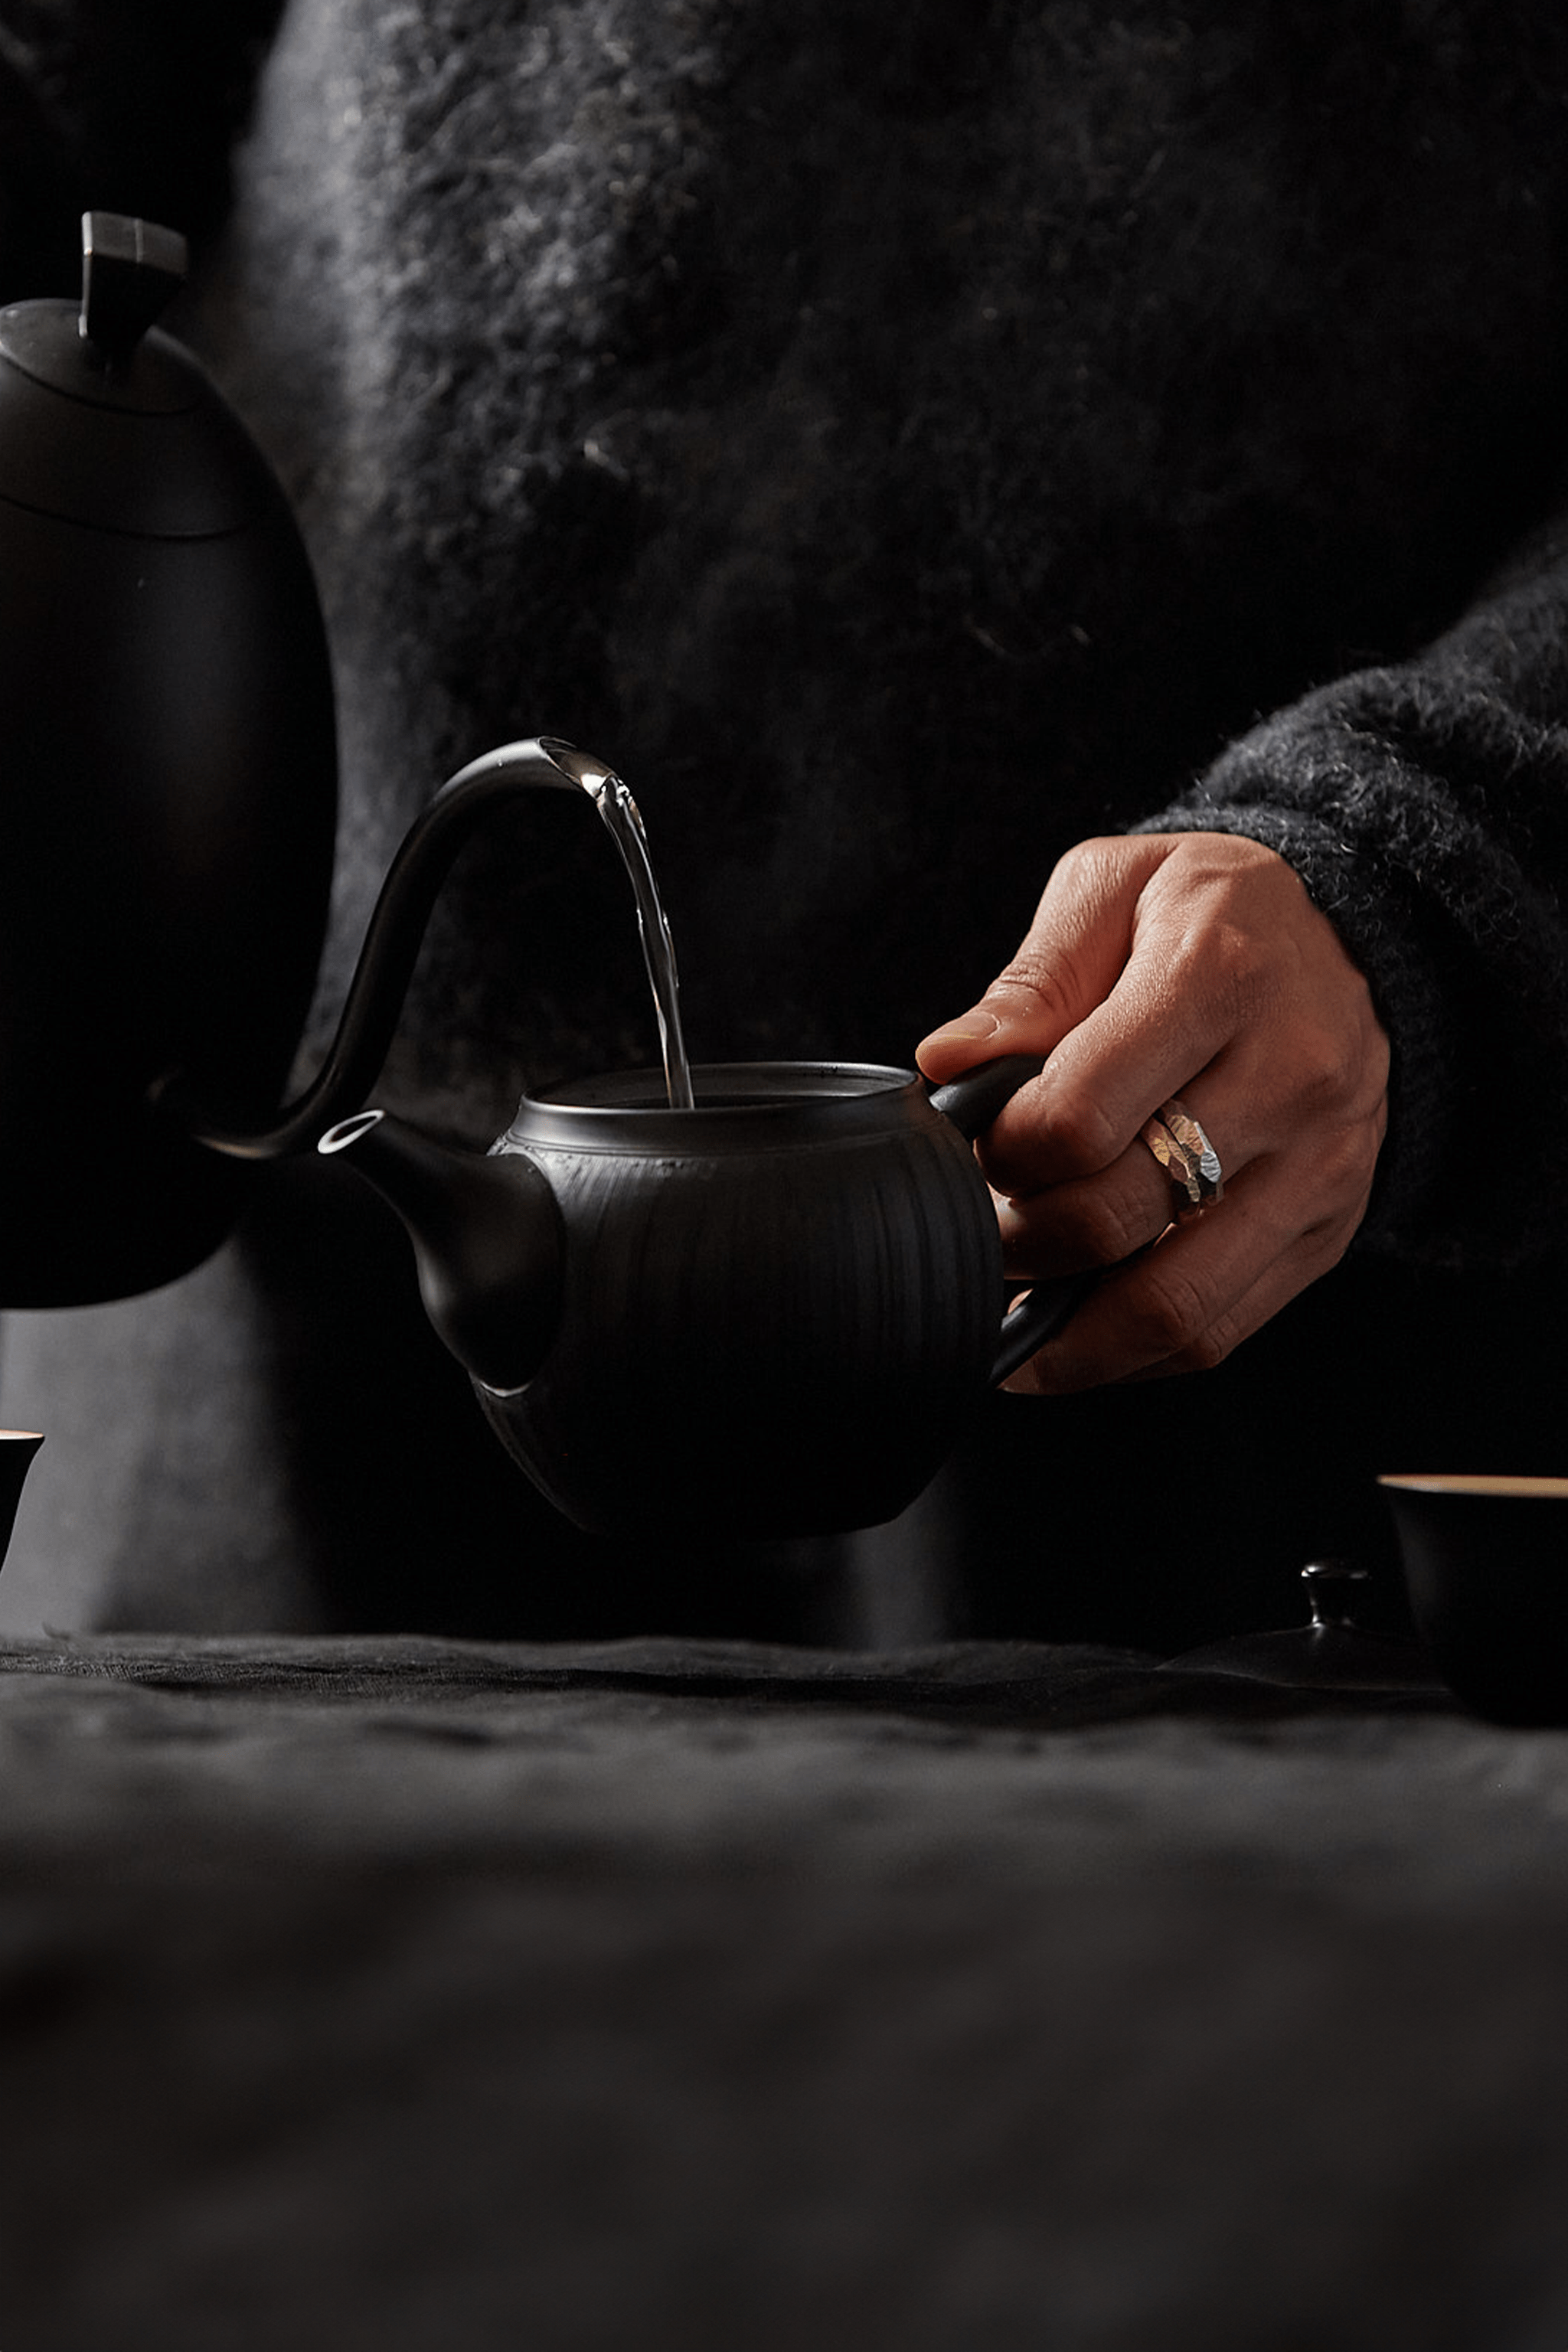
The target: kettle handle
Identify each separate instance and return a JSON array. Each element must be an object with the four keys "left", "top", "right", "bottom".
[{"left": 926, "top": 1054, "right": 1097, "bottom": 1386}]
